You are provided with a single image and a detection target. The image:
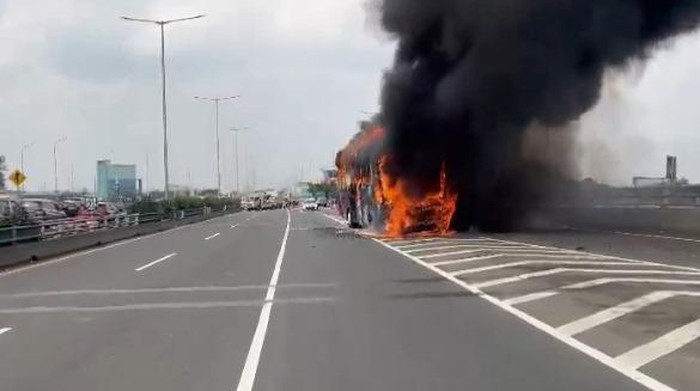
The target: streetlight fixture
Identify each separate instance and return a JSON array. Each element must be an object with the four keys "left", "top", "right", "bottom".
[
  {"left": 195, "top": 95, "right": 240, "bottom": 195},
  {"left": 20, "top": 142, "right": 35, "bottom": 174},
  {"left": 53, "top": 136, "right": 67, "bottom": 193},
  {"left": 121, "top": 14, "right": 206, "bottom": 200},
  {"left": 228, "top": 127, "right": 249, "bottom": 194}
]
